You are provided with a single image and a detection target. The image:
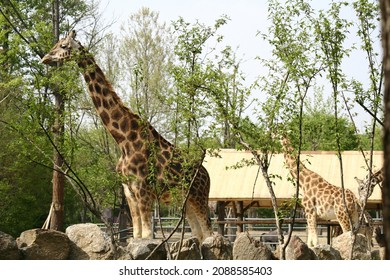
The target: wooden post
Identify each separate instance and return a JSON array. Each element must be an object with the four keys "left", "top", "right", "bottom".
[
  {"left": 236, "top": 201, "right": 244, "bottom": 234},
  {"left": 216, "top": 201, "right": 226, "bottom": 236}
]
